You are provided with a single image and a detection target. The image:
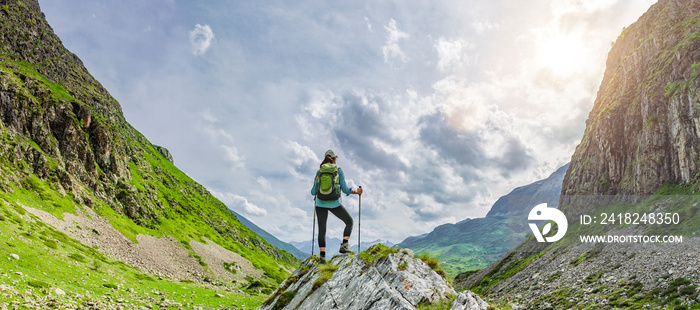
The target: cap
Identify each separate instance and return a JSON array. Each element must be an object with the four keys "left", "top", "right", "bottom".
[{"left": 324, "top": 149, "right": 337, "bottom": 158}]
